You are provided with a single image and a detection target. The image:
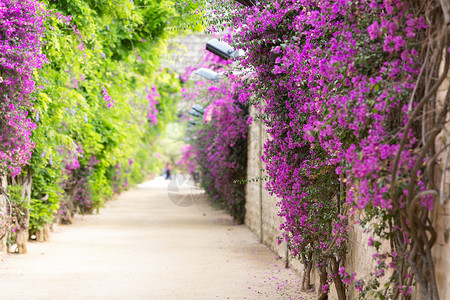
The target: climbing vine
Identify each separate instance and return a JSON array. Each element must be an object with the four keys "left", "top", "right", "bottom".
[
  {"left": 181, "top": 53, "right": 248, "bottom": 223},
  {"left": 204, "top": 0, "right": 450, "bottom": 298},
  {"left": 0, "top": 0, "right": 46, "bottom": 177}
]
